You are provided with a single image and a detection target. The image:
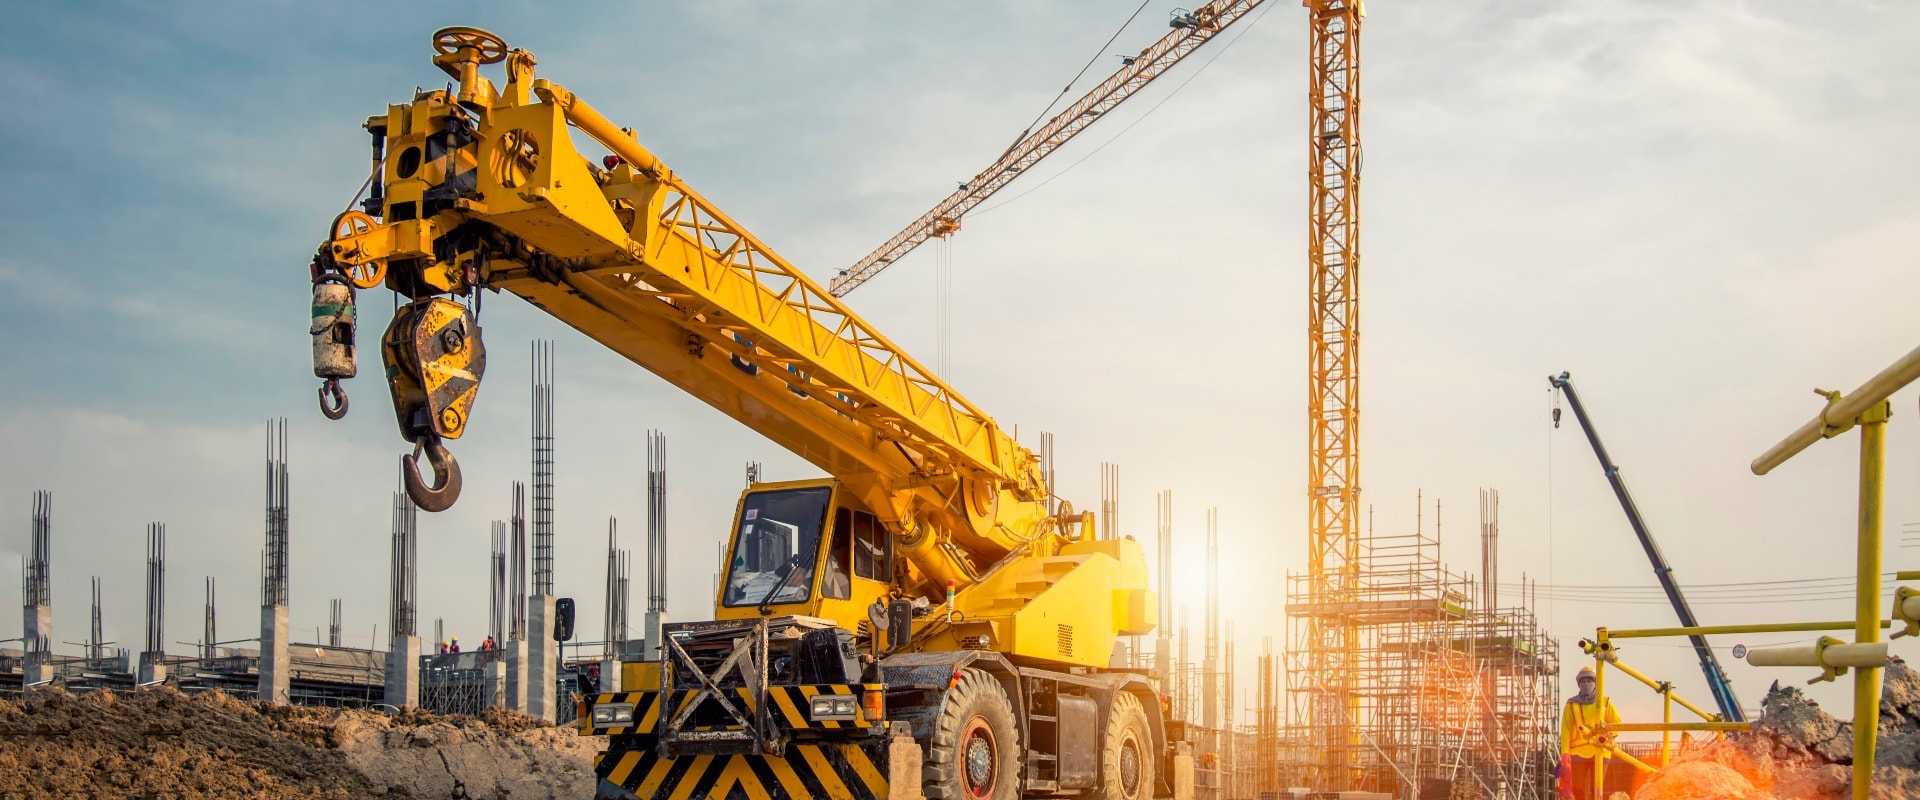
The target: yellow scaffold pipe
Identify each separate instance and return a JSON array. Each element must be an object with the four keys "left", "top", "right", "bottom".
[
  {"left": 1750, "top": 342, "right": 1920, "bottom": 475},
  {"left": 1748, "top": 342, "right": 1917, "bottom": 800},
  {"left": 1745, "top": 636, "right": 1889, "bottom": 685},
  {"left": 1606, "top": 620, "right": 1890, "bottom": 639}
]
